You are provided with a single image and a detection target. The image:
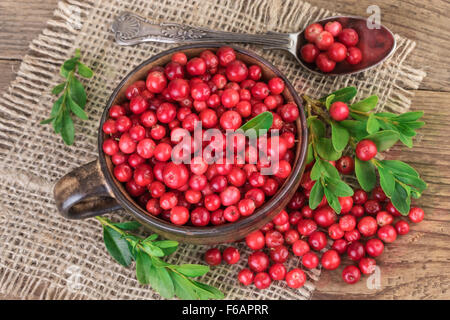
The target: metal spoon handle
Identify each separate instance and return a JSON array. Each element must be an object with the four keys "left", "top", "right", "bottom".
[{"left": 112, "top": 12, "right": 293, "bottom": 50}]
